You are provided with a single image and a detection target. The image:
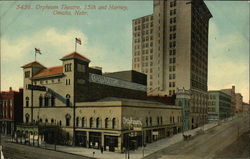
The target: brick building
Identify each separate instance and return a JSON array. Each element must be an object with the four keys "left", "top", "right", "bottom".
[{"left": 0, "top": 87, "right": 23, "bottom": 135}]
